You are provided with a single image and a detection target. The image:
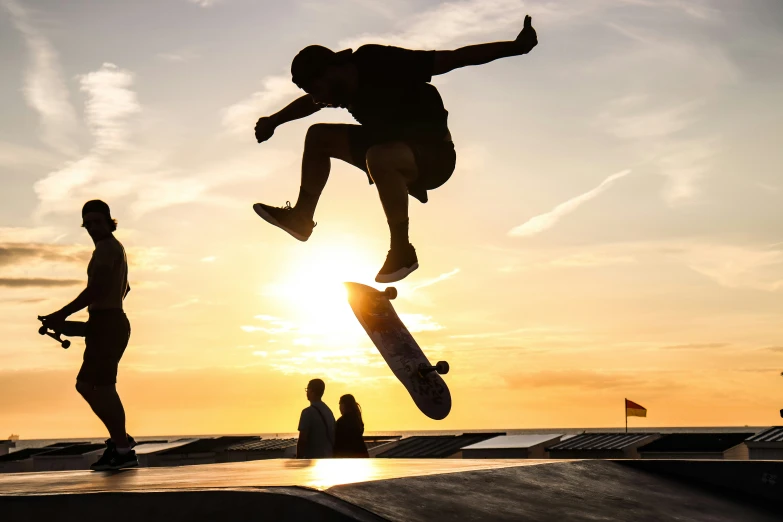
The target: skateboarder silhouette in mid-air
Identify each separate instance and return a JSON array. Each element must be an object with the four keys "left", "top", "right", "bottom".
[{"left": 253, "top": 15, "right": 538, "bottom": 283}]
